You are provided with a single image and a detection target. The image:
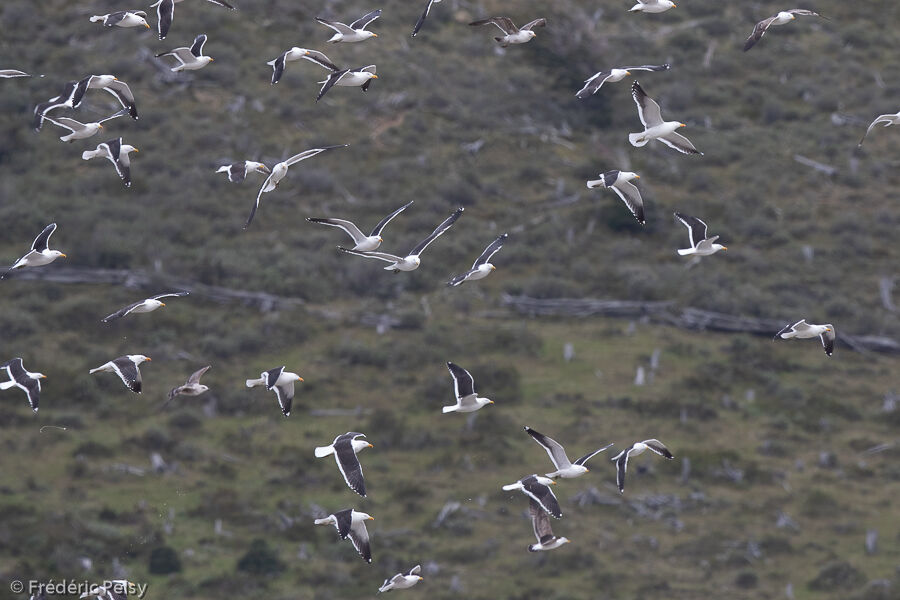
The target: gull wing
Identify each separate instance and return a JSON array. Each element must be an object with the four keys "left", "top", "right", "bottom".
[
  {"left": 446, "top": 362, "right": 475, "bottom": 399},
  {"left": 317, "top": 69, "right": 350, "bottom": 102},
  {"left": 472, "top": 233, "right": 507, "bottom": 267},
  {"left": 102, "top": 79, "right": 138, "bottom": 119},
  {"left": 316, "top": 18, "right": 356, "bottom": 35},
  {"left": 631, "top": 81, "right": 663, "bottom": 127},
  {"left": 573, "top": 443, "right": 615, "bottom": 467},
  {"left": 858, "top": 114, "right": 895, "bottom": 146},
  {"left": 206, "top": 0, "right": 236, "bottom": 9},
  {"left": 43, "top": 116, "right": 83, "bottom": 132},
  {"left": 155, "top": 0, "right": 174, "bottom": 39},
  {"left": 347, "top": 519, "right": 372, "bottom": 562},
  {"left": 642, "top": 439, "right": 674, "bottom": 458},
  {"left": 412, "top": 0, "right": 439, "bottom": 36},
  {"left": 622, "top": 63, "right": 670, "bottom": 72},
  {"left": 609, "top": 180, "right": 645, "bottom": 225},
  {"left": 101, "top": 300, "right": 144, "bottom": 322},
  {"left": 576, "top": 71, "right": 612, "bottom": 98},
  {"left": 338, "top": 247, "right": 402, "bottom": 263},
  {"left": 820, "top": 326, "right": 835, "bottom": 356},
  {"left": 350, "top": 9, "right": 382, "bottom": 30},
  {"left": 151, "top": 291, "right": 189, "bottom": 301},
  {"left": 520, "top": 18, "right": 547, "bottom": 31},
  {"left": 302, "top": 49, "right": 338, "bottom": 71},
  {"left": 31, "top": 223, "right": 57, "bottom": 252},
  {"left": 187, "top": 365, "right": 211, "bottom": 385},
  {"left": 529, "top": 498, "right": 554, "bottom": 542},
  {"left": 308, "top": 218, "right": 367, "bottom": 244},
  {"left": 674, "top": 212, "right": 708, "bottom": 247},
  {"left": 743, "top": 16, "right": 777, "bottom": 51},
  {"left": 370, "top": 201, "right": 413, "bottom": 237},
  {"left": 409, "top": 207, "right": 463, "bottom": 257},
  {"left": 190, "top": 34, "right": 208, "bottom": 57},
  {"left": 658, "top": 131, "right": 702, "bottom": 155},
  {"left": 469, "top": 17, "right": 518, "bottom": 34},
  {"left": 284, "top": 144, "right": 347, "bottom": 166},
  {"left": 524, "top": 427, "right": 571, "bottom": 470}
]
